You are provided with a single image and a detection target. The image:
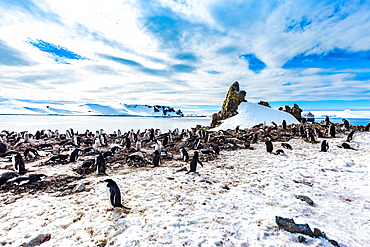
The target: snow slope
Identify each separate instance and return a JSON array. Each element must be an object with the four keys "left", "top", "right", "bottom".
[
  {"left": 0, "top": 98, "right": 183, "bottom": 117},
  {"left": 214, "top": 102, "right": 300, "bottom": 130}
]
